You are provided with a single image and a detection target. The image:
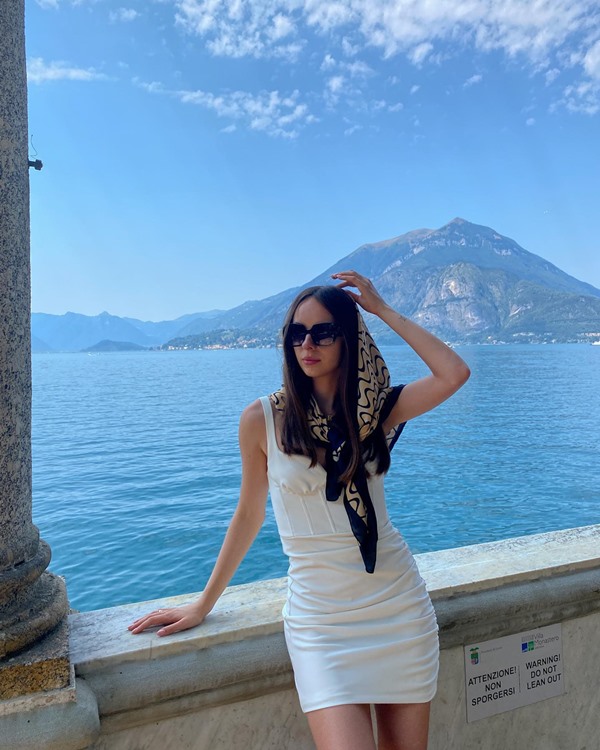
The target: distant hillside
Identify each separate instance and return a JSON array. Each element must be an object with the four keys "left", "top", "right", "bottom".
[
  {"left": 31, "top": 311, "right": 153, "bottom": 352},
  {"left": 30, "top": 310, "right": 220, "bottom": 352},
  {"left": 82, "top": 340, "right": 148, "bottom": 352},
  {"left": 122, "top": 311, "right": 225, "bottom": 342},
  {"left": 32, "top": 219, "right": 600, "bottom": 350},
  {"left": 32, "top": 334, "right": 54, "bottom": 353}
]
